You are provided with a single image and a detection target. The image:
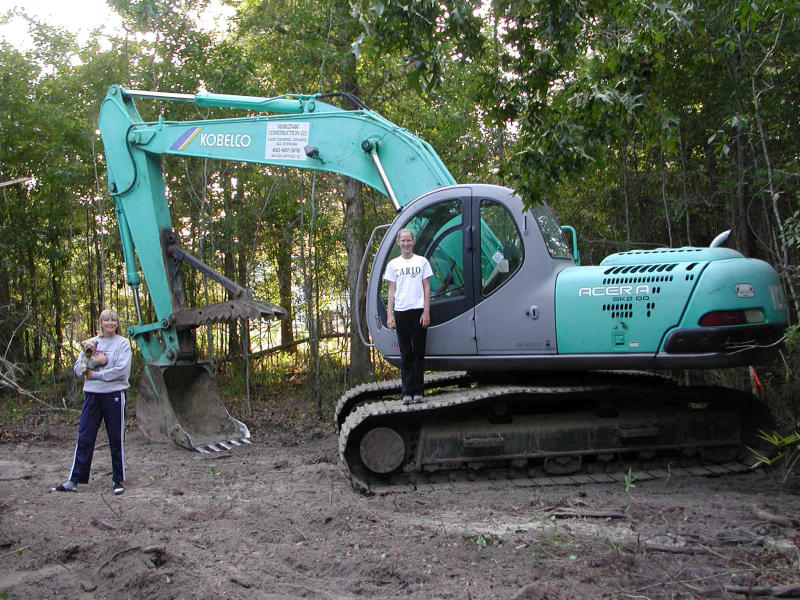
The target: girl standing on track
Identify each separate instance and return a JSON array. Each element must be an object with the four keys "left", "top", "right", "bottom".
[{"left": 384, "top": 228, "right": 432, "bottom": 405}]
